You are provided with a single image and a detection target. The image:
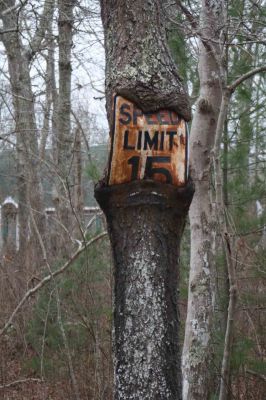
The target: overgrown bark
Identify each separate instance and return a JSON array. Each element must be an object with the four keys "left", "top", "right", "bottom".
[
  {"left": 182, "top": 1, "right": 225, "bottom": 399},
  {"left": 100, "top": 0, "right": 191, "bottom": 123},
  {"left": 95, "top": 181, "right": 193, "bottom": 400}
]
